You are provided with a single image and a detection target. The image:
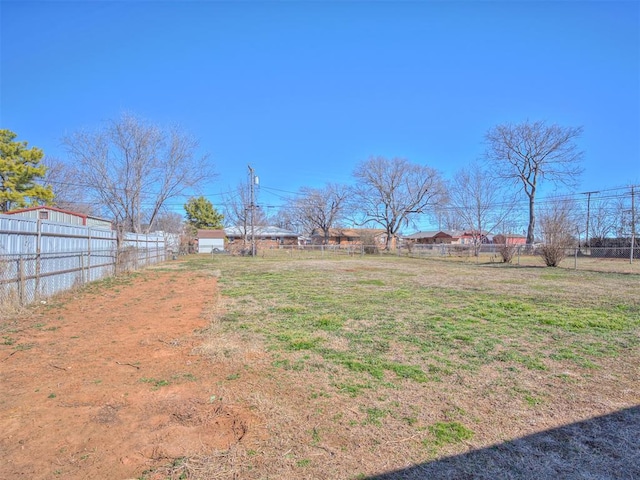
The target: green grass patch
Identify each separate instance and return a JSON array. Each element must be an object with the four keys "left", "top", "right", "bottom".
[{"left": 428, "top": 421, "right": 474, "bottom": 446}]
